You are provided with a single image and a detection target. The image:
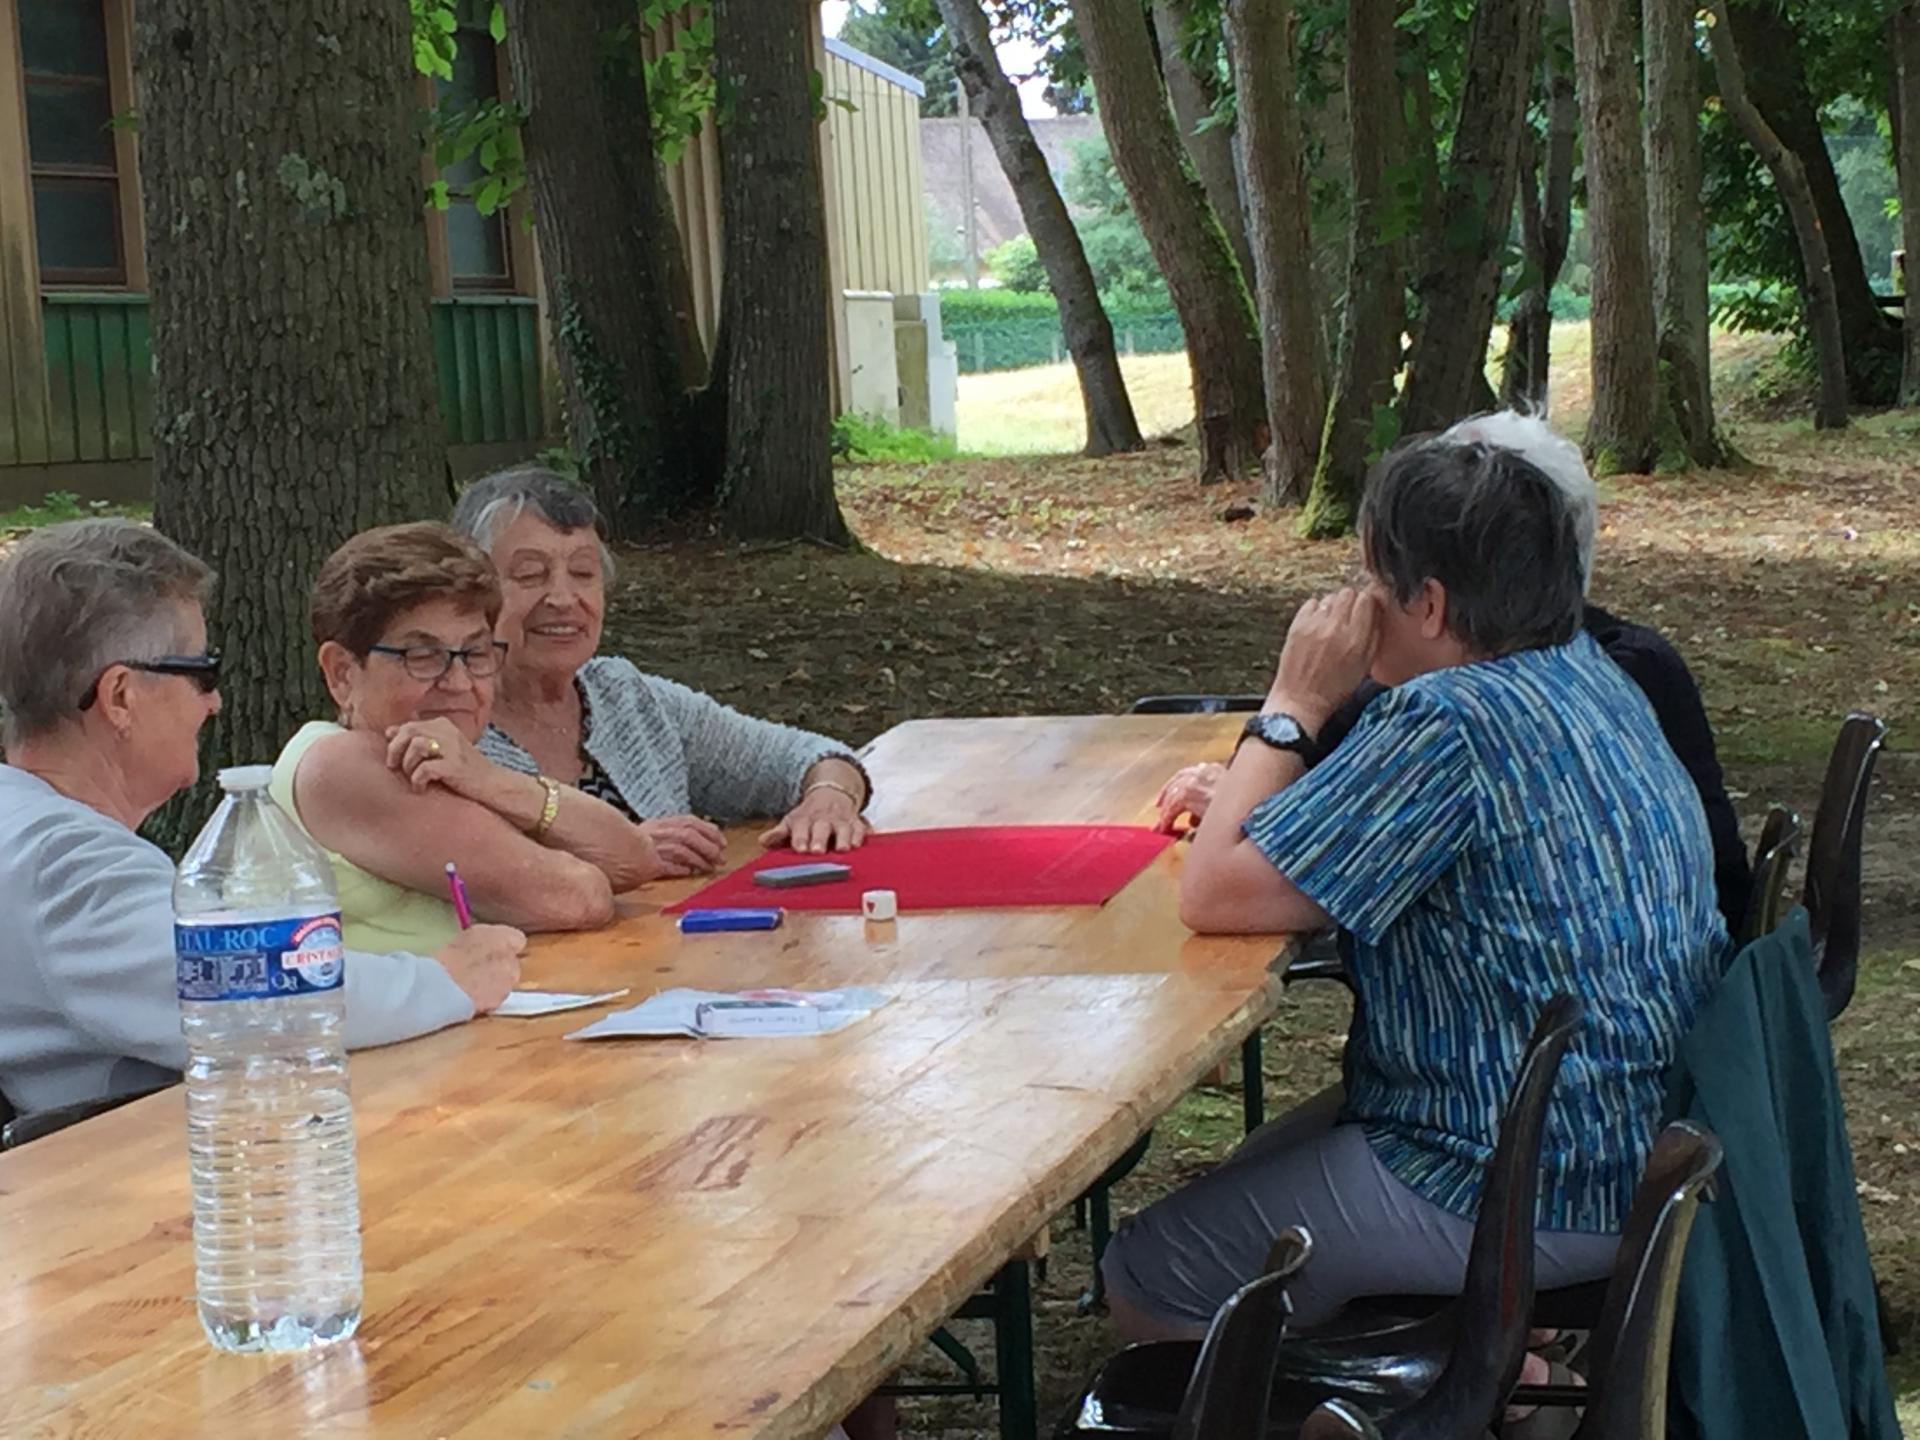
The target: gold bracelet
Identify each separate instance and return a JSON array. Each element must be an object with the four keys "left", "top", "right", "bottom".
[
  {"left": 803, "top": 778, "right": 864, "bottom": 808},
  {"left": 530, "top": 775, "right": 561, "bottom": 839}
]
